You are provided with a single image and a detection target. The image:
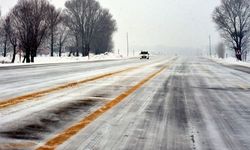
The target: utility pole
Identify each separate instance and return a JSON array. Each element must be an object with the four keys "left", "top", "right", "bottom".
[
  {"left": 127, "top": 32, "right": 129, "bottom": 57},
  {"left": 209, "top": 35, "right": 212, "bottom": 57}
]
